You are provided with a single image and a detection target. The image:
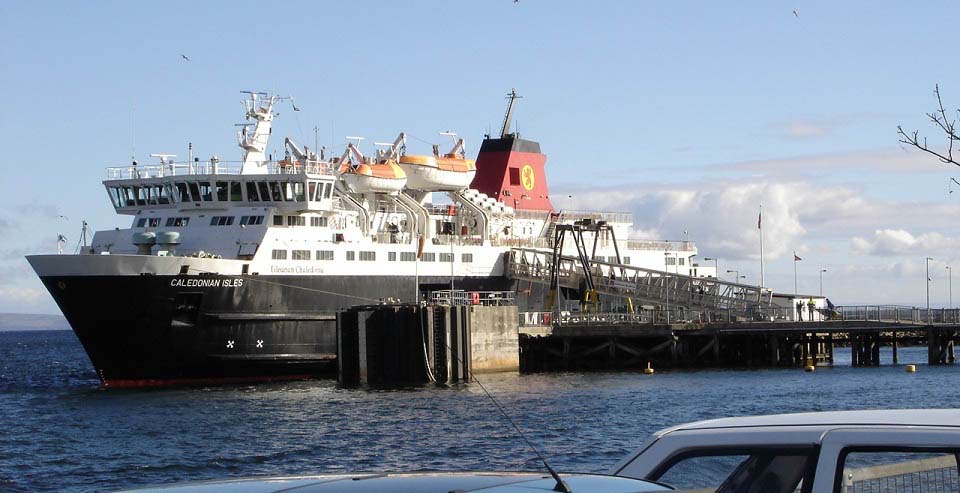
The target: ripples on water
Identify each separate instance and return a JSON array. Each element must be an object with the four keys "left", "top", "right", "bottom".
[{"left": 2, "top": 330, "right": 958, "bottom": 492}]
